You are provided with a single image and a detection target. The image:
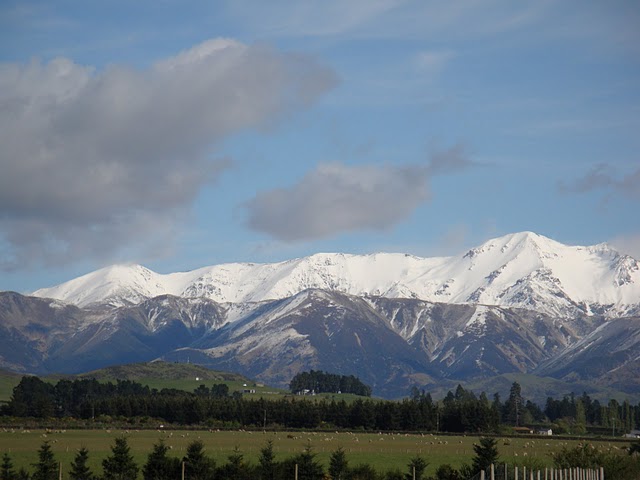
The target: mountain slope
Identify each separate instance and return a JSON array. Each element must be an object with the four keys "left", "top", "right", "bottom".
[
  {"left": 0, "top": 292, "right": 85, "bottom": 372},
  {"left": 536, "top": 316, "right": 640, "bottom": 392},
  {"left": 162, "top": 289, "right": 436, "bottom": 397},
  {"left": 44, "top": 295, "right": 229, "bottom": 374},
  {"left": 32, "top": 232, "right": 640, "bottom": 317},
  {"left": 1, "top": 289, "right": 639, "bottom": 397}
]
